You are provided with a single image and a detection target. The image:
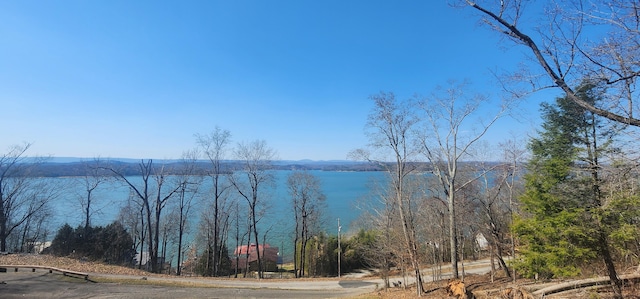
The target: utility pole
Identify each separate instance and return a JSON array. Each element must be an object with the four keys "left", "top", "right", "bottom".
[
  {"left": 280, "top": 240, "right": 284, "bottom": 279},
  {"left": 337, "top": 218, "right": 341, "bottom": 278}
]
